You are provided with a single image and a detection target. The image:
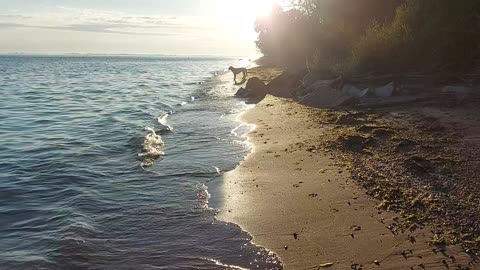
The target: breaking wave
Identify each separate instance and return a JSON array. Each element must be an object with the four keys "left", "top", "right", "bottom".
[{"left": 138, "top": 127, "right": 165, "bottom": 167}]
